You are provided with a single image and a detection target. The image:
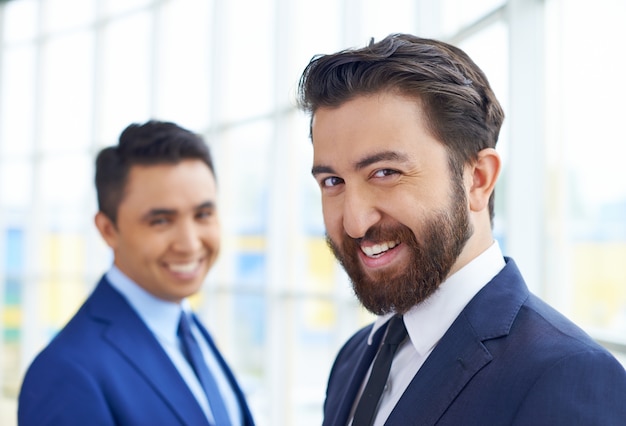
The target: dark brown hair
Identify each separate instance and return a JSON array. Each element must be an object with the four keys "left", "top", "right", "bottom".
[
  {"left": 95, "top": 120, "right": 215, "bottom": 224},
  {"left": 297, "top": 33, "right": 504, "bottom": 221}
]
